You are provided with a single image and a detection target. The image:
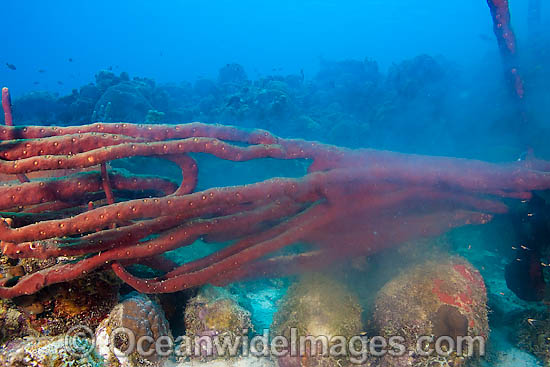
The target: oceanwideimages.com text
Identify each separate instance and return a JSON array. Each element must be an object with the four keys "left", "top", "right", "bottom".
[{"left": 65, "top": 326, "right": 486, "bottom": 364}]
